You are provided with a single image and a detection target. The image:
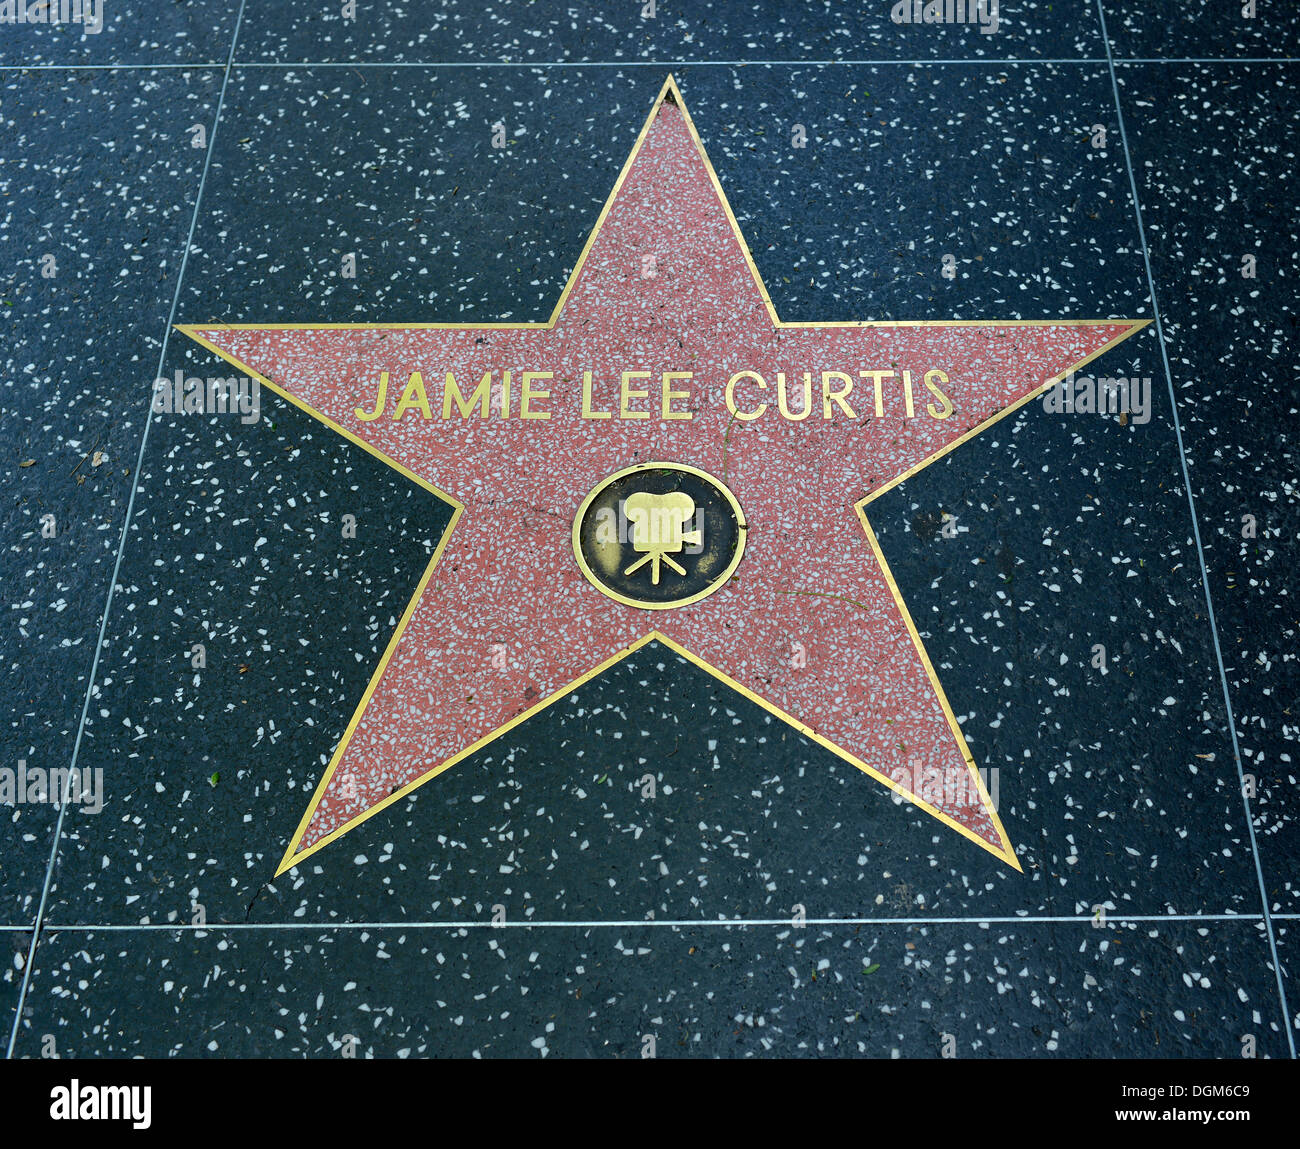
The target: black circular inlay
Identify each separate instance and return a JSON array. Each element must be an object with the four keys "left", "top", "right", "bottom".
[{"left": 573, "top": 463, "right": 747, "bottom": 610}]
